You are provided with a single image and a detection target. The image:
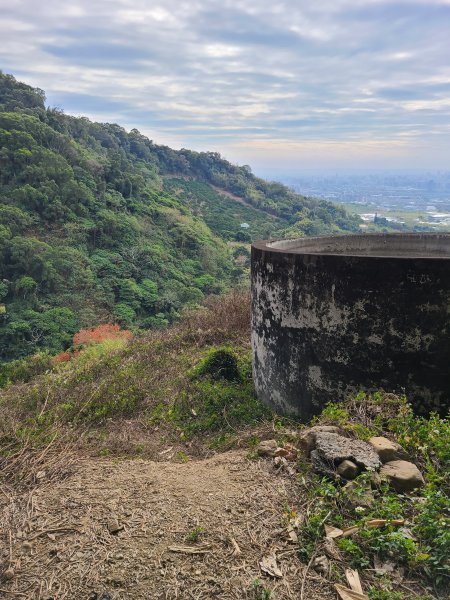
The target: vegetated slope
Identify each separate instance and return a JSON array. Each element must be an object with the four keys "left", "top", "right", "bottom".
[
  {"left": 0, "top": 71, "right": 360, "bottom": 363},
  {"left": 0, "top": 292, "right": 262, "bottom": 458}
]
